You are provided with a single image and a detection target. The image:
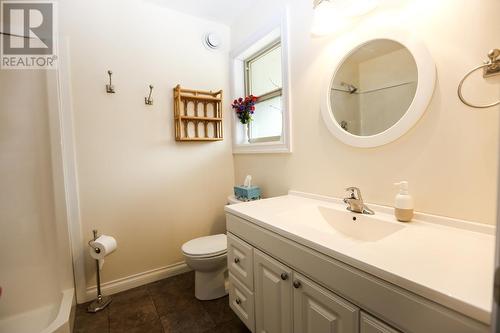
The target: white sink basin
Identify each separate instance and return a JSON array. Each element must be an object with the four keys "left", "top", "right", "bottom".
[
  {"left": 275, "top": 204, "right": 404, "bottom": 242},
  {"left": 316, "top": 206, "right": 404, "bottom": 241}
]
